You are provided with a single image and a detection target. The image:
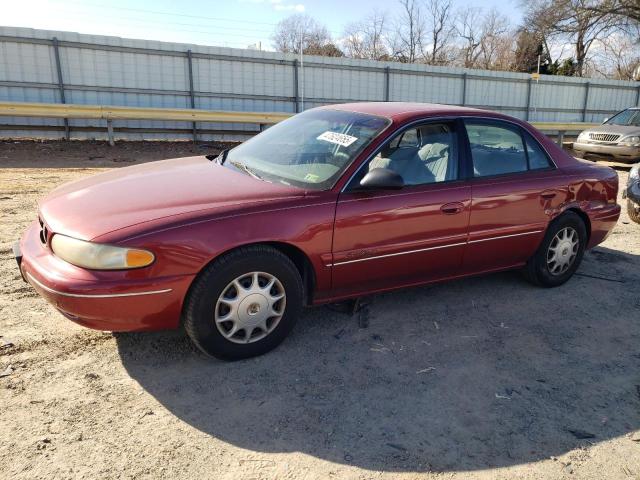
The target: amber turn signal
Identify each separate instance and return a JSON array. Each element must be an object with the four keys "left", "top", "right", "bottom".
[{"left": 125, "top": 249, "right": 156, "bottom": 268}]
